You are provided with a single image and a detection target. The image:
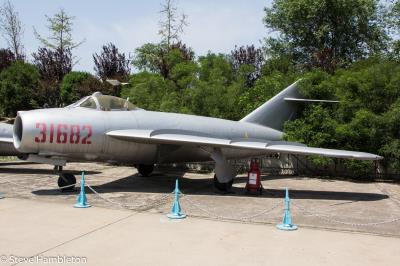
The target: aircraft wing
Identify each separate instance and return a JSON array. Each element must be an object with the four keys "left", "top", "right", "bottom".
[
  {"left": 106, "top": 129, "right": 382, "bottom": 160},
  {"left": 0, "top": 122, "right": 14, "bottom": 143},
  {"left": 0, "top": 137, "right": 13, "bottom": 143},
  {"left": 0, "top": 122, "right": 22, "bottom": 156},
  {"left": 263, "top": 145, "right": 381, "bottom": 160}
]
